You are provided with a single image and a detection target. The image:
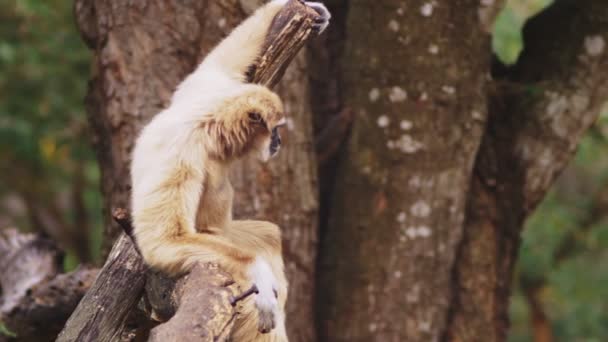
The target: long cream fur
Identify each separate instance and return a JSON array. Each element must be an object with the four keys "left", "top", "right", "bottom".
[{"left": 130, "top": 1, "right": 330, "bottom": 340}]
